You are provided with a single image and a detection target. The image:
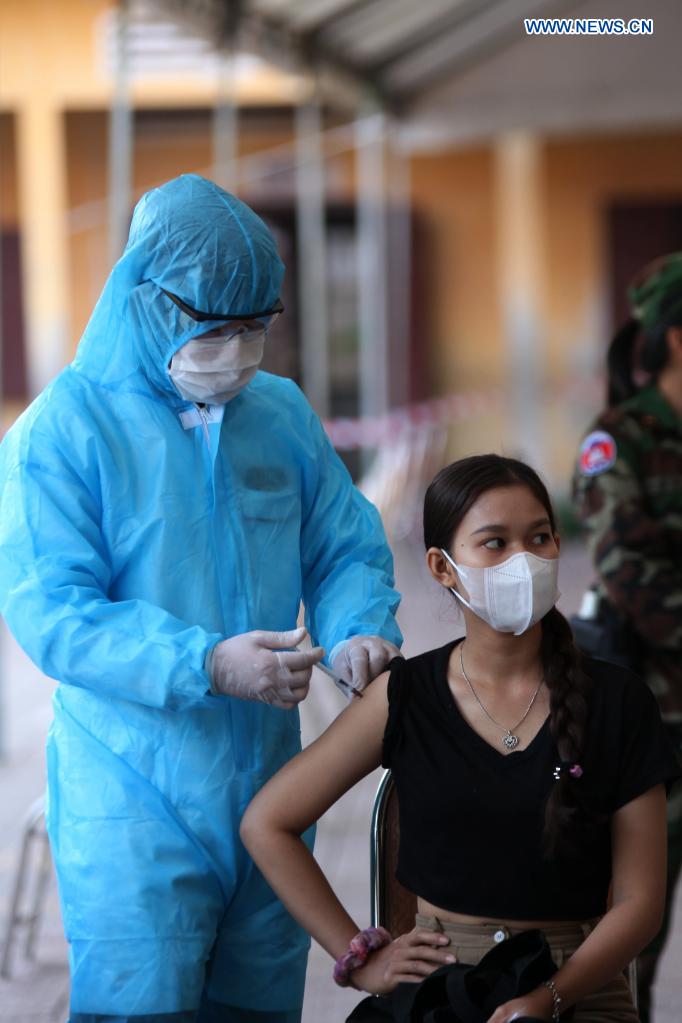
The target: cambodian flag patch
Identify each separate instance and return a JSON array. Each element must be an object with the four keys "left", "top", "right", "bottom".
[{"left": 579, "top": 430, "right": 617, "bottom": 476}]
